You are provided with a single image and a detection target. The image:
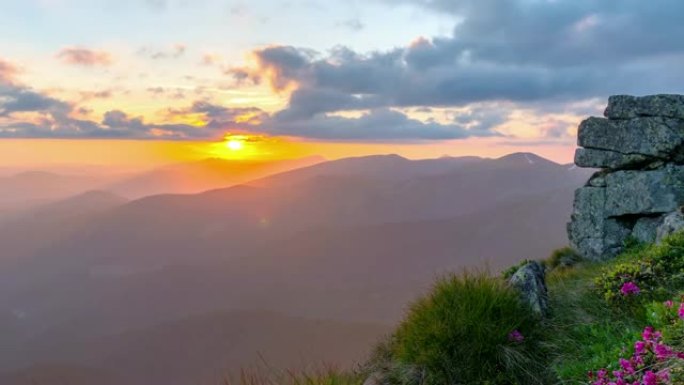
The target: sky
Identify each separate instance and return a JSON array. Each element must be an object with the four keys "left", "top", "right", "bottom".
[{"left": 1, "top": 0, "right": 684, "bottom": 167}]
